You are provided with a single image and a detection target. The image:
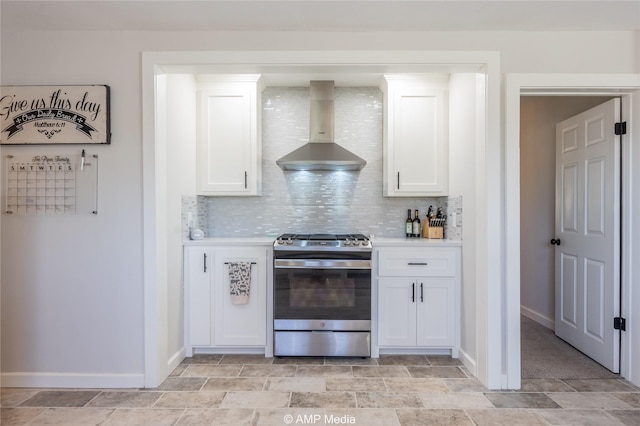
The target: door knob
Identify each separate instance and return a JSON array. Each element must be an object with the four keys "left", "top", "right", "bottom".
[{"left": 550, "top": 238, "right": 561, "bottom": 246}]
